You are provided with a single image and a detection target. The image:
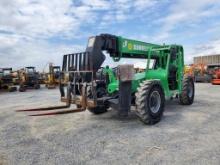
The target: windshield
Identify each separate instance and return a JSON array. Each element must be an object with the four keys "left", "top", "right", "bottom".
[
  {"left": 101, "top": 52, "right": 156, "bottom": 70},
  {"left": 54, "top": 68, "right": 60, "bottom": 72},
  {"left": 3, "top": 70, "right": 11, "bottom": 75},
  {"left": 26, "top": 68, "right": 34, "bottom": 73}
]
